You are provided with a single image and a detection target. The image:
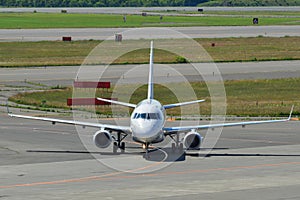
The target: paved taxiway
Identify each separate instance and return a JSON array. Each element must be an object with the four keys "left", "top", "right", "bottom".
[
  {"left": 0, "top": 61, "right": 299, "bottom": 88},
  {"left": 1, "top": 26, "right": 300, "bottom": 41},
  {"left": 0, "top": 111, "right": 300, "bottom": 199},
  {"left": 0, "top": 59, "right": 299, "bottom": 199}
]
